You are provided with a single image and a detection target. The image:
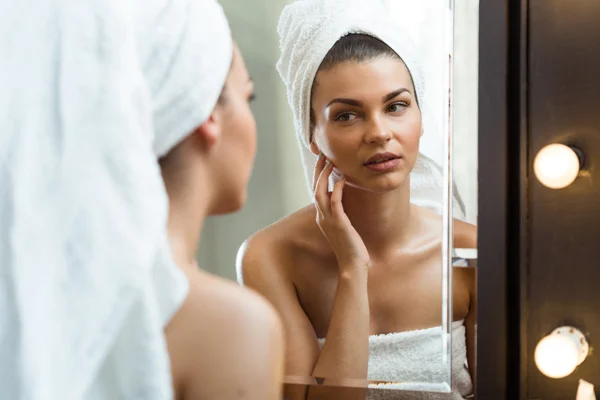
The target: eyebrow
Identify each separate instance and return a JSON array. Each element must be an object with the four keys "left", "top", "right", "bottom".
[
  {"left": 326, "top": 88, "right": 411, "bottom": 108},
  {"left": 383, "top": 88, "right": 410, "bottom": 103}
]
